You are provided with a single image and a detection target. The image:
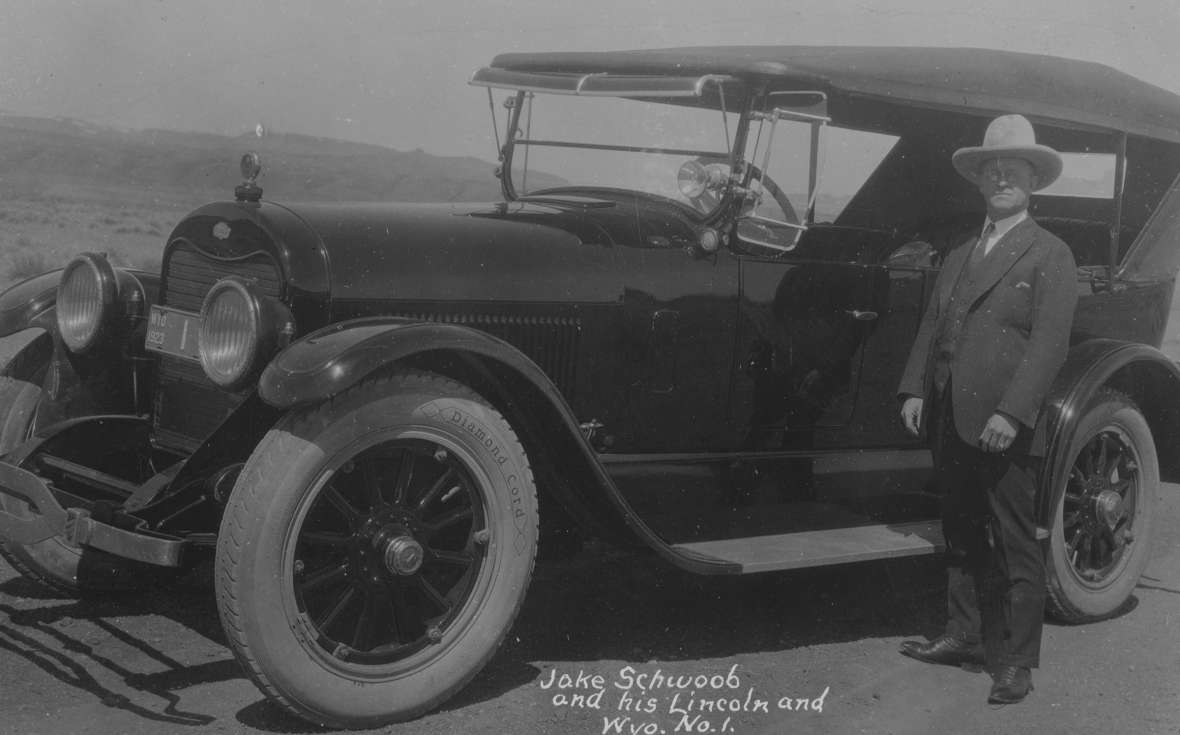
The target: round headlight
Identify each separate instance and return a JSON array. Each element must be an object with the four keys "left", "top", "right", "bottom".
[
  {"left": 57, "top": 254, "right": 117, "bottom": 353},
  {"left": 198, "top": 278, "right": 290, "bottom": 390}
]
